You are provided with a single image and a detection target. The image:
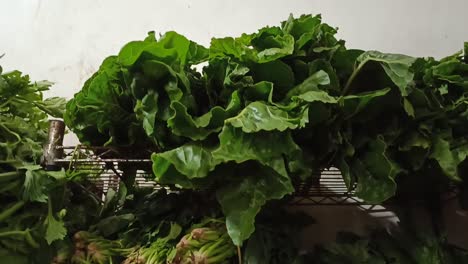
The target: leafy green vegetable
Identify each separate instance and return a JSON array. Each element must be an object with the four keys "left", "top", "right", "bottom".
[
  {"left": 0, "top": 65, "right": 68, "bottom": 261},
  {"left": 65, "top": 13, "right": 468, "bottom": 246}
]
